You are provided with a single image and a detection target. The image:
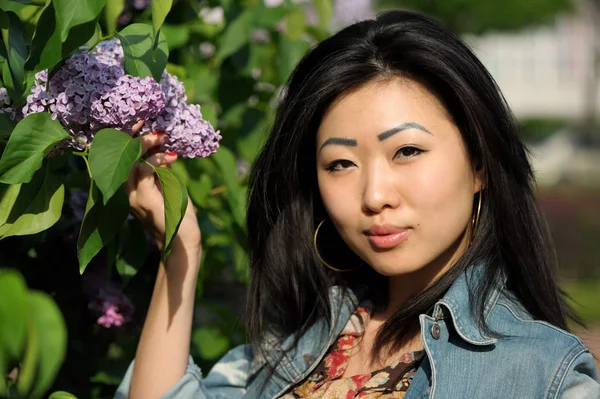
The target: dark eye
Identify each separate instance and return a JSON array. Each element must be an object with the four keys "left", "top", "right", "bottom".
[
  {"left": 395, "top": 146, "right": 424, "bottom": 159},
  {"left": 326, "top": 159, "right": 355, "bottom": 172}
]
